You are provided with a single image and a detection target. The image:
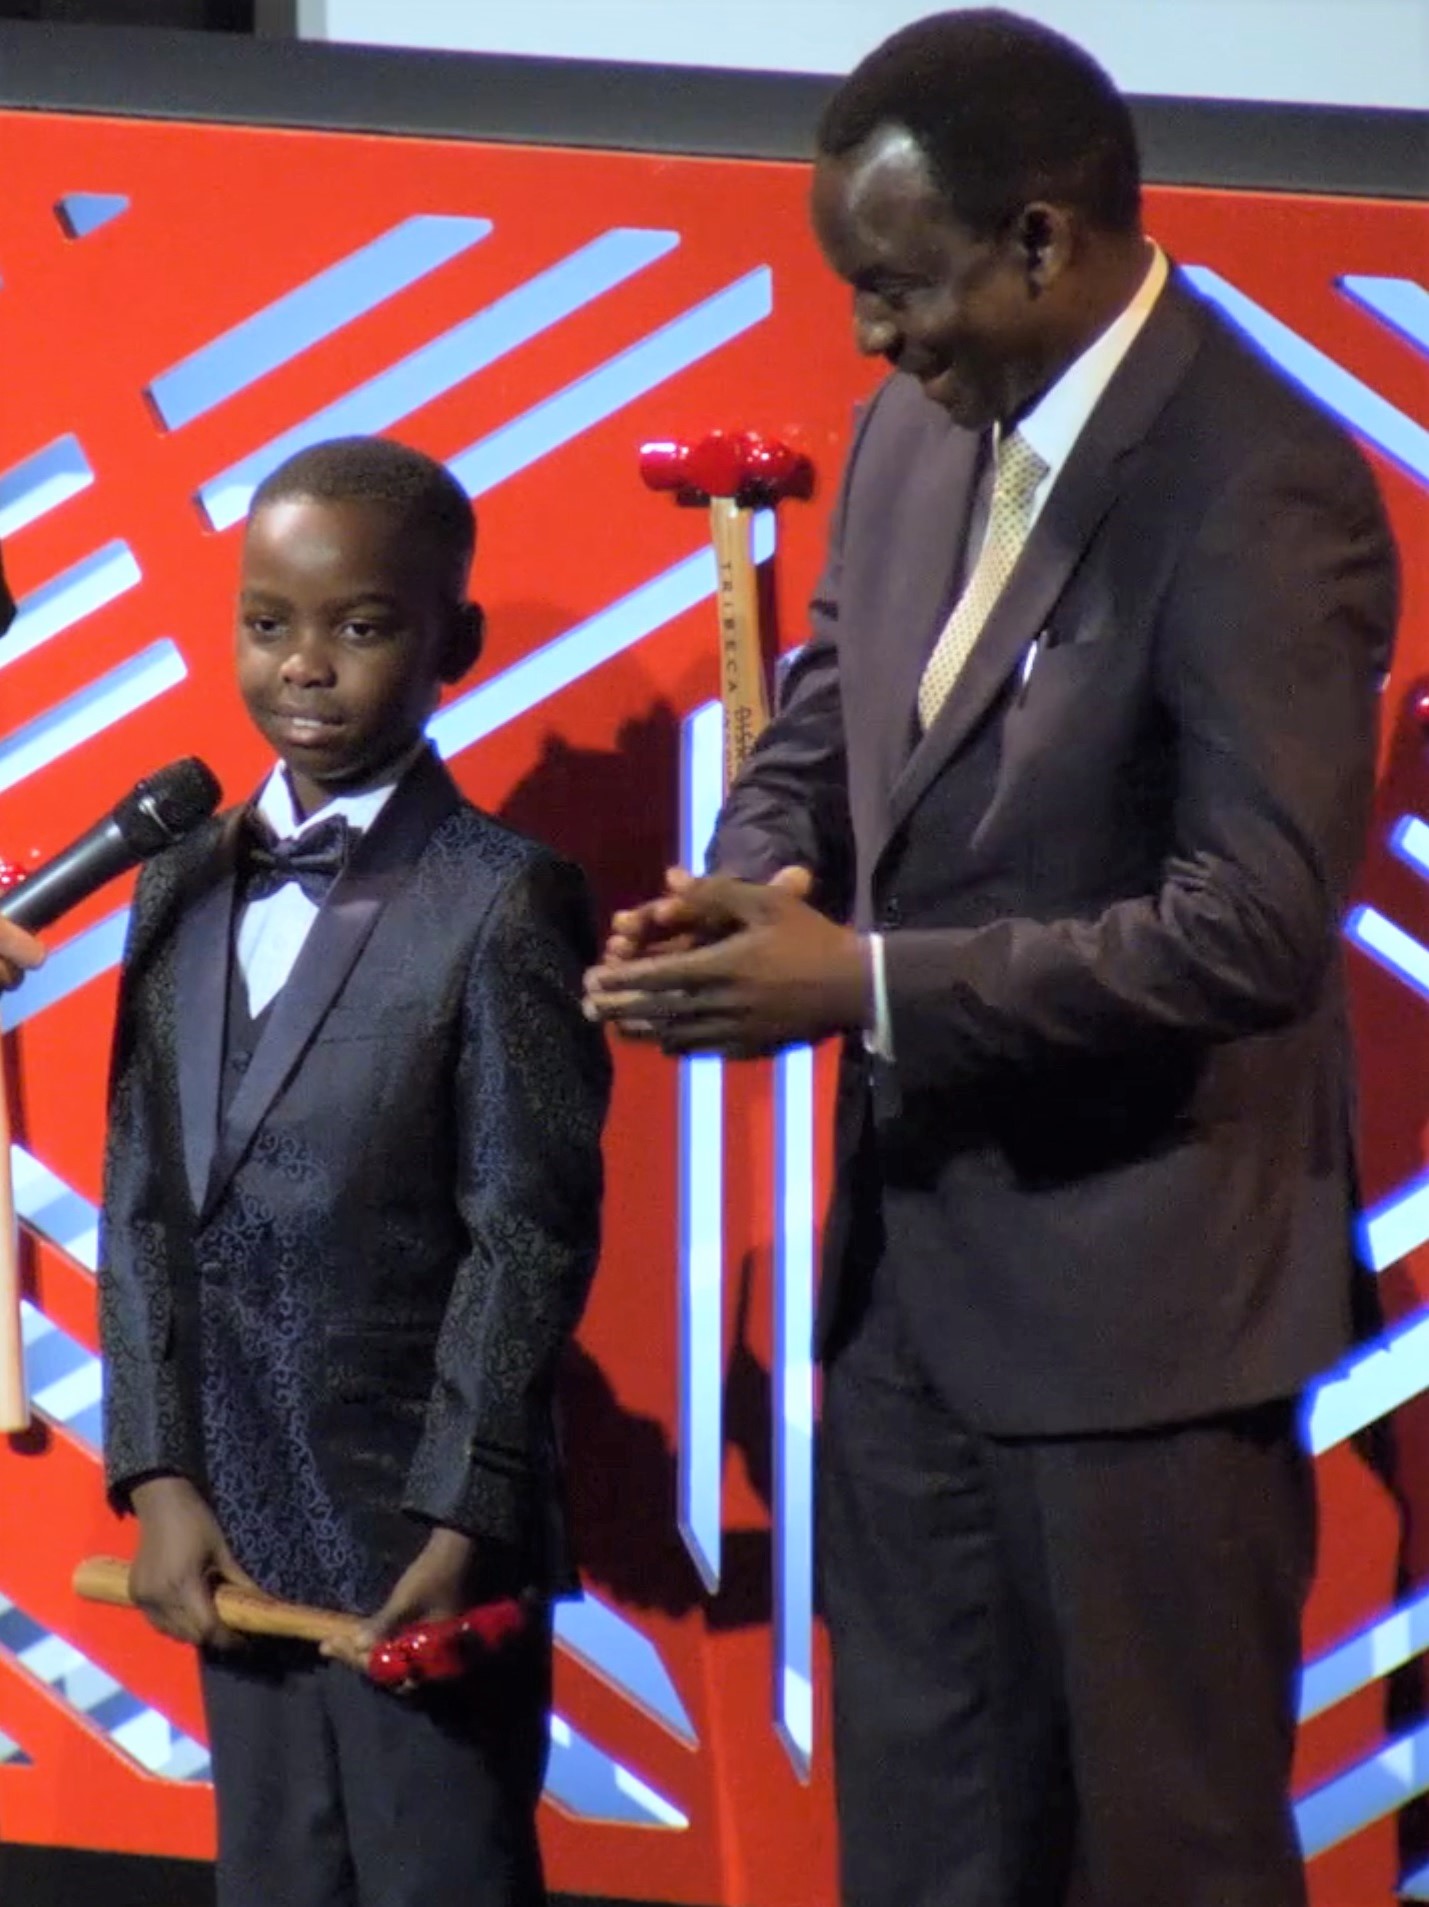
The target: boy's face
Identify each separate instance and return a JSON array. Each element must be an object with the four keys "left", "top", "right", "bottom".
[{"left": 236, "top": 496, "right": 476, "bottom": 815}]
